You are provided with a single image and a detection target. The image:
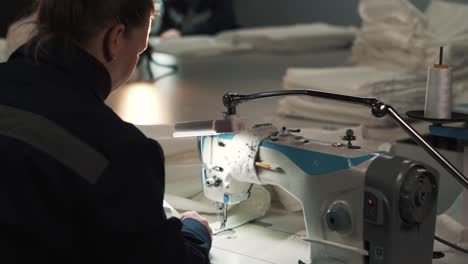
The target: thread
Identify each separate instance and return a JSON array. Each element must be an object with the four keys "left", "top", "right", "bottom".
[{"left": 424, "top": 65, "right": 452, "bottom": 119}]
